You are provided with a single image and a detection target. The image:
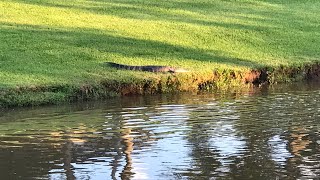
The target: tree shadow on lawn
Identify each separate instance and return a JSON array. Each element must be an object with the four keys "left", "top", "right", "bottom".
[
  {"left": 10, "top": 0, "right": 283, "bottom": 32},
  {"left": 10, "top": 0, "right": 320, "bottom": 61},
  {"left": 10, "top": 0, "right": 320, "bottom": 34},
  {"left": 1, "top": 22, "right": 261, "bottom": 70}
]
